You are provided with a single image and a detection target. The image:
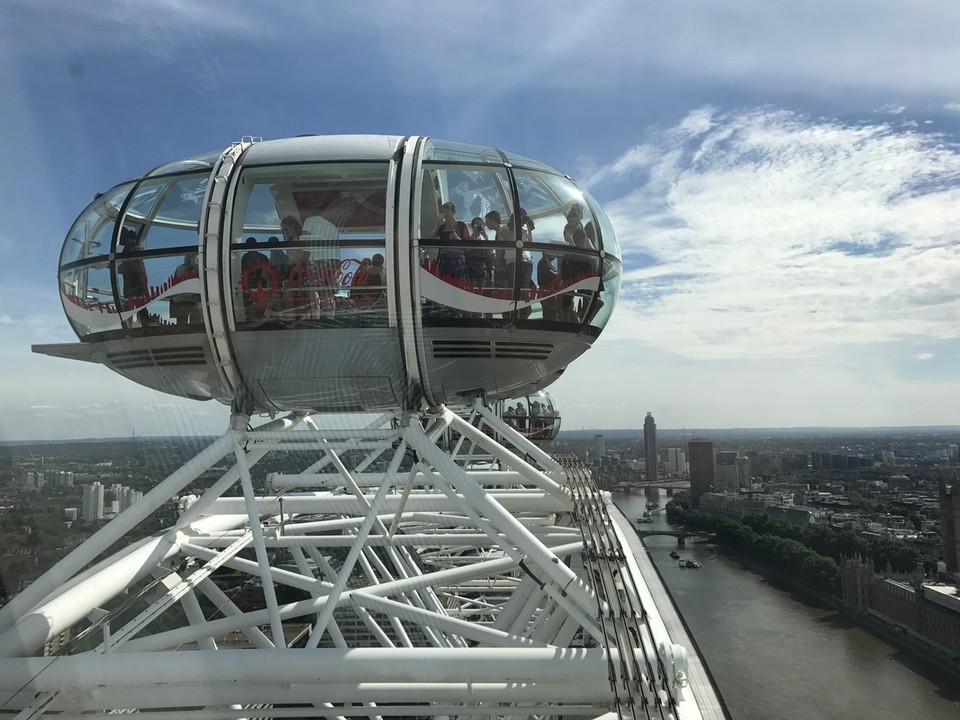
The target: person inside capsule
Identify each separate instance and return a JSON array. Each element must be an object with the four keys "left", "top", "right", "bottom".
[
  {"left": 169, "top": 252, "right": 201, "bottom": 325},
  {"left": 117, "top": 228, "right": 149, "bottom": 327},
  {"left": 432, "top": 201, "right": 470, "bottom": 282}
]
